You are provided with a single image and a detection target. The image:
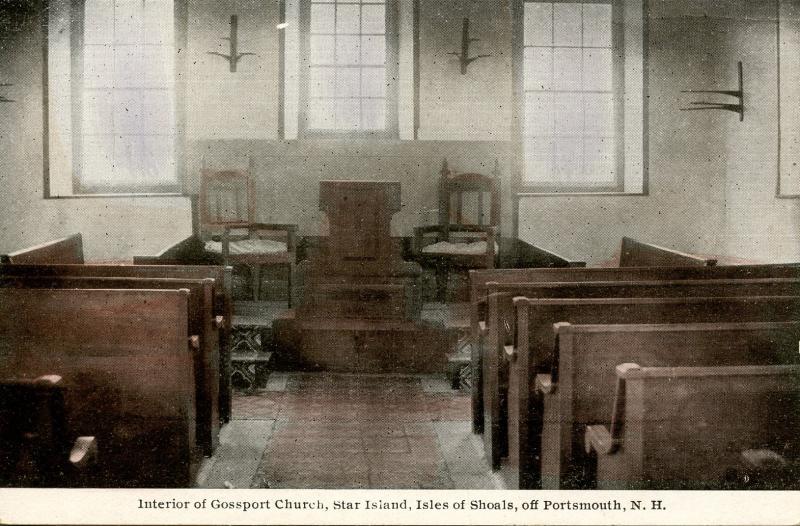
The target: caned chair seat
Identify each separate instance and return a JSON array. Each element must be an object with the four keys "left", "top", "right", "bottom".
[
  {"left": 421, "top": 240, "right": 499, "bottom": 256},
  {"left": 204, "top": 239, "right": 288, "bottom": 255}
]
